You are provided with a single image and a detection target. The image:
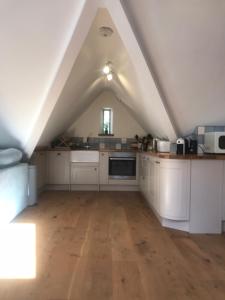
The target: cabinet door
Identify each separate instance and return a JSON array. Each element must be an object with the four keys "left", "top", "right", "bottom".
[
  {"left": 71, "top": 164, "right": 99, "bottom": 185},
  {"left": 222, "top": 162, "right": 225, "bottom": 221},
  {"left": 99, "top": 152, "right": 109, "bottom": 184},
  {"left": 153, "top": 159, "right": 161, "bottom": 214},
  {"left": 47, "top": 151, "right": 70, "bottom": 184},
  {"left": 190, "top": 160, "right": 223, "bottom": 233},
  {"left": 31, "top": 151, "right": 47, "bottom": 190},
  {"left": 160, "top": 160, "right": 190, "bottom": 220},
  {"left": 139, "top": 155, "right": 144, "bottom": 193},
  {"left": 142, "top": 156, "right": 148, "bottom": 197},
  {"left": 145, "top": 157, "right": 152, "bottom": 205},
  {"left": 148, "top": 158, "right": 155, "bottom": 206}
]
